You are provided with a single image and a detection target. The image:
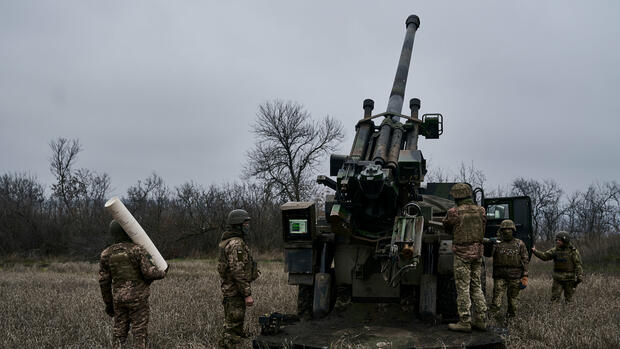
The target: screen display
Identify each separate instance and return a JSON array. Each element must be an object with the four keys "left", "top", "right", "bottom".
[{"left": 289, "top": 219, "right": 308, "bottom": 235}]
